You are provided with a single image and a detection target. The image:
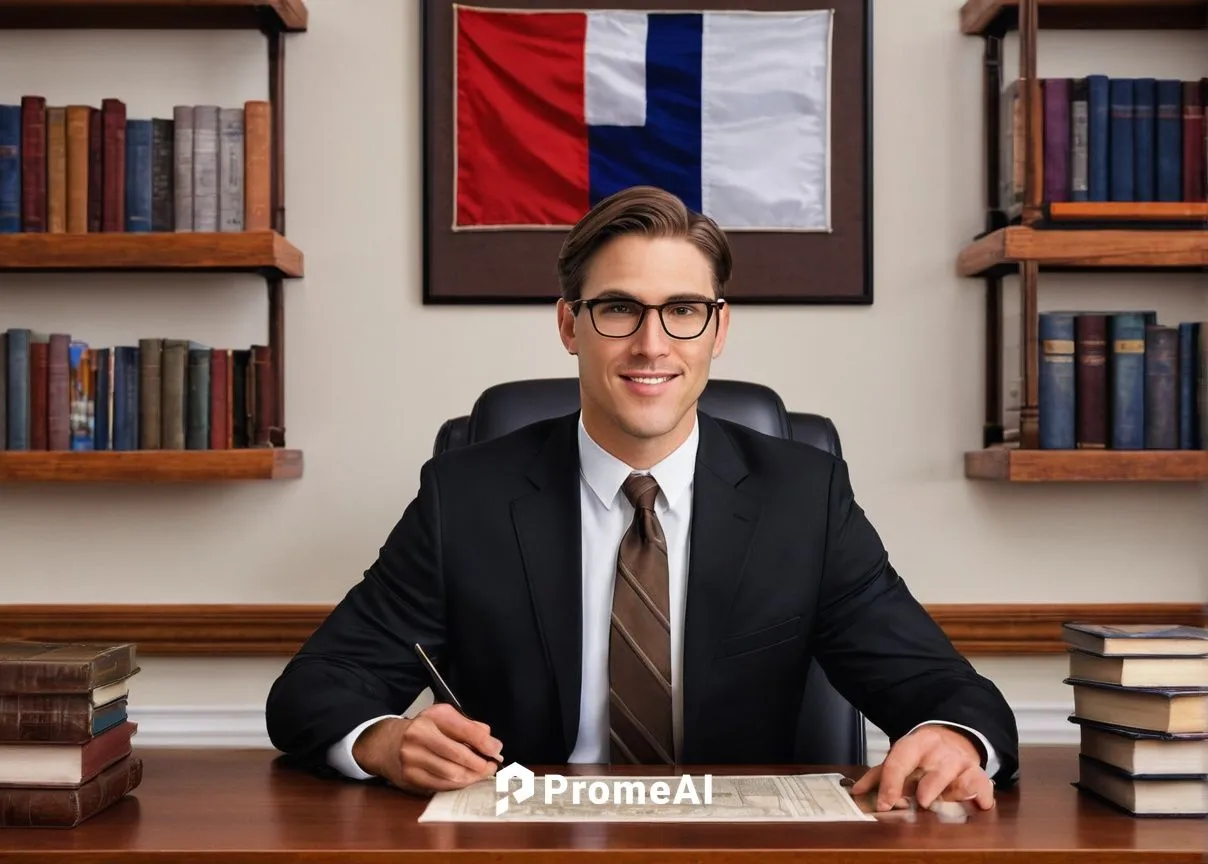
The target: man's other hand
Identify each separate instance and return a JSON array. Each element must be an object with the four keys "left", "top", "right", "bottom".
[
  {"left": 850, "top": 724, "right": 994, "bottom": 811},
  {"left": 351, "top": 703, "right": 503, "bottom": 794}
]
